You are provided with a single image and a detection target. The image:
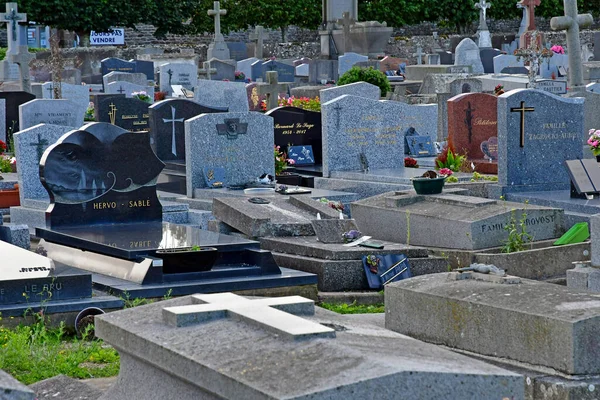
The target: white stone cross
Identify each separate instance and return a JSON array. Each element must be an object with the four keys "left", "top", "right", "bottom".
[
  {"left": 551, "top": 0, "right": 593, "bottom": 92},
  {"left": 162, "top": 105, "right": 184, "bottom": 157},
  {"left": 163, "top": 293, "right": 336, "bottom": 340},
  {"left": 412, "top": 46, "right": 423, "bottom": 65},
  {"left": 0, "top": 3, "right": 26, "bottom": 55},
  {"left": 257, "top": 71, "right": 289, "bottom": 111},
  {"left": 207, "top": 1, "right": 227, "bottom": 40},
  {"left": 475, "top": 0, "right": 491, "bottom": 26},
  {"left": 249, "top": 25, "right": 265, "bottom": 59},
  {"left": 200, "top": 61, "right": 217, "bottom": 80}
]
